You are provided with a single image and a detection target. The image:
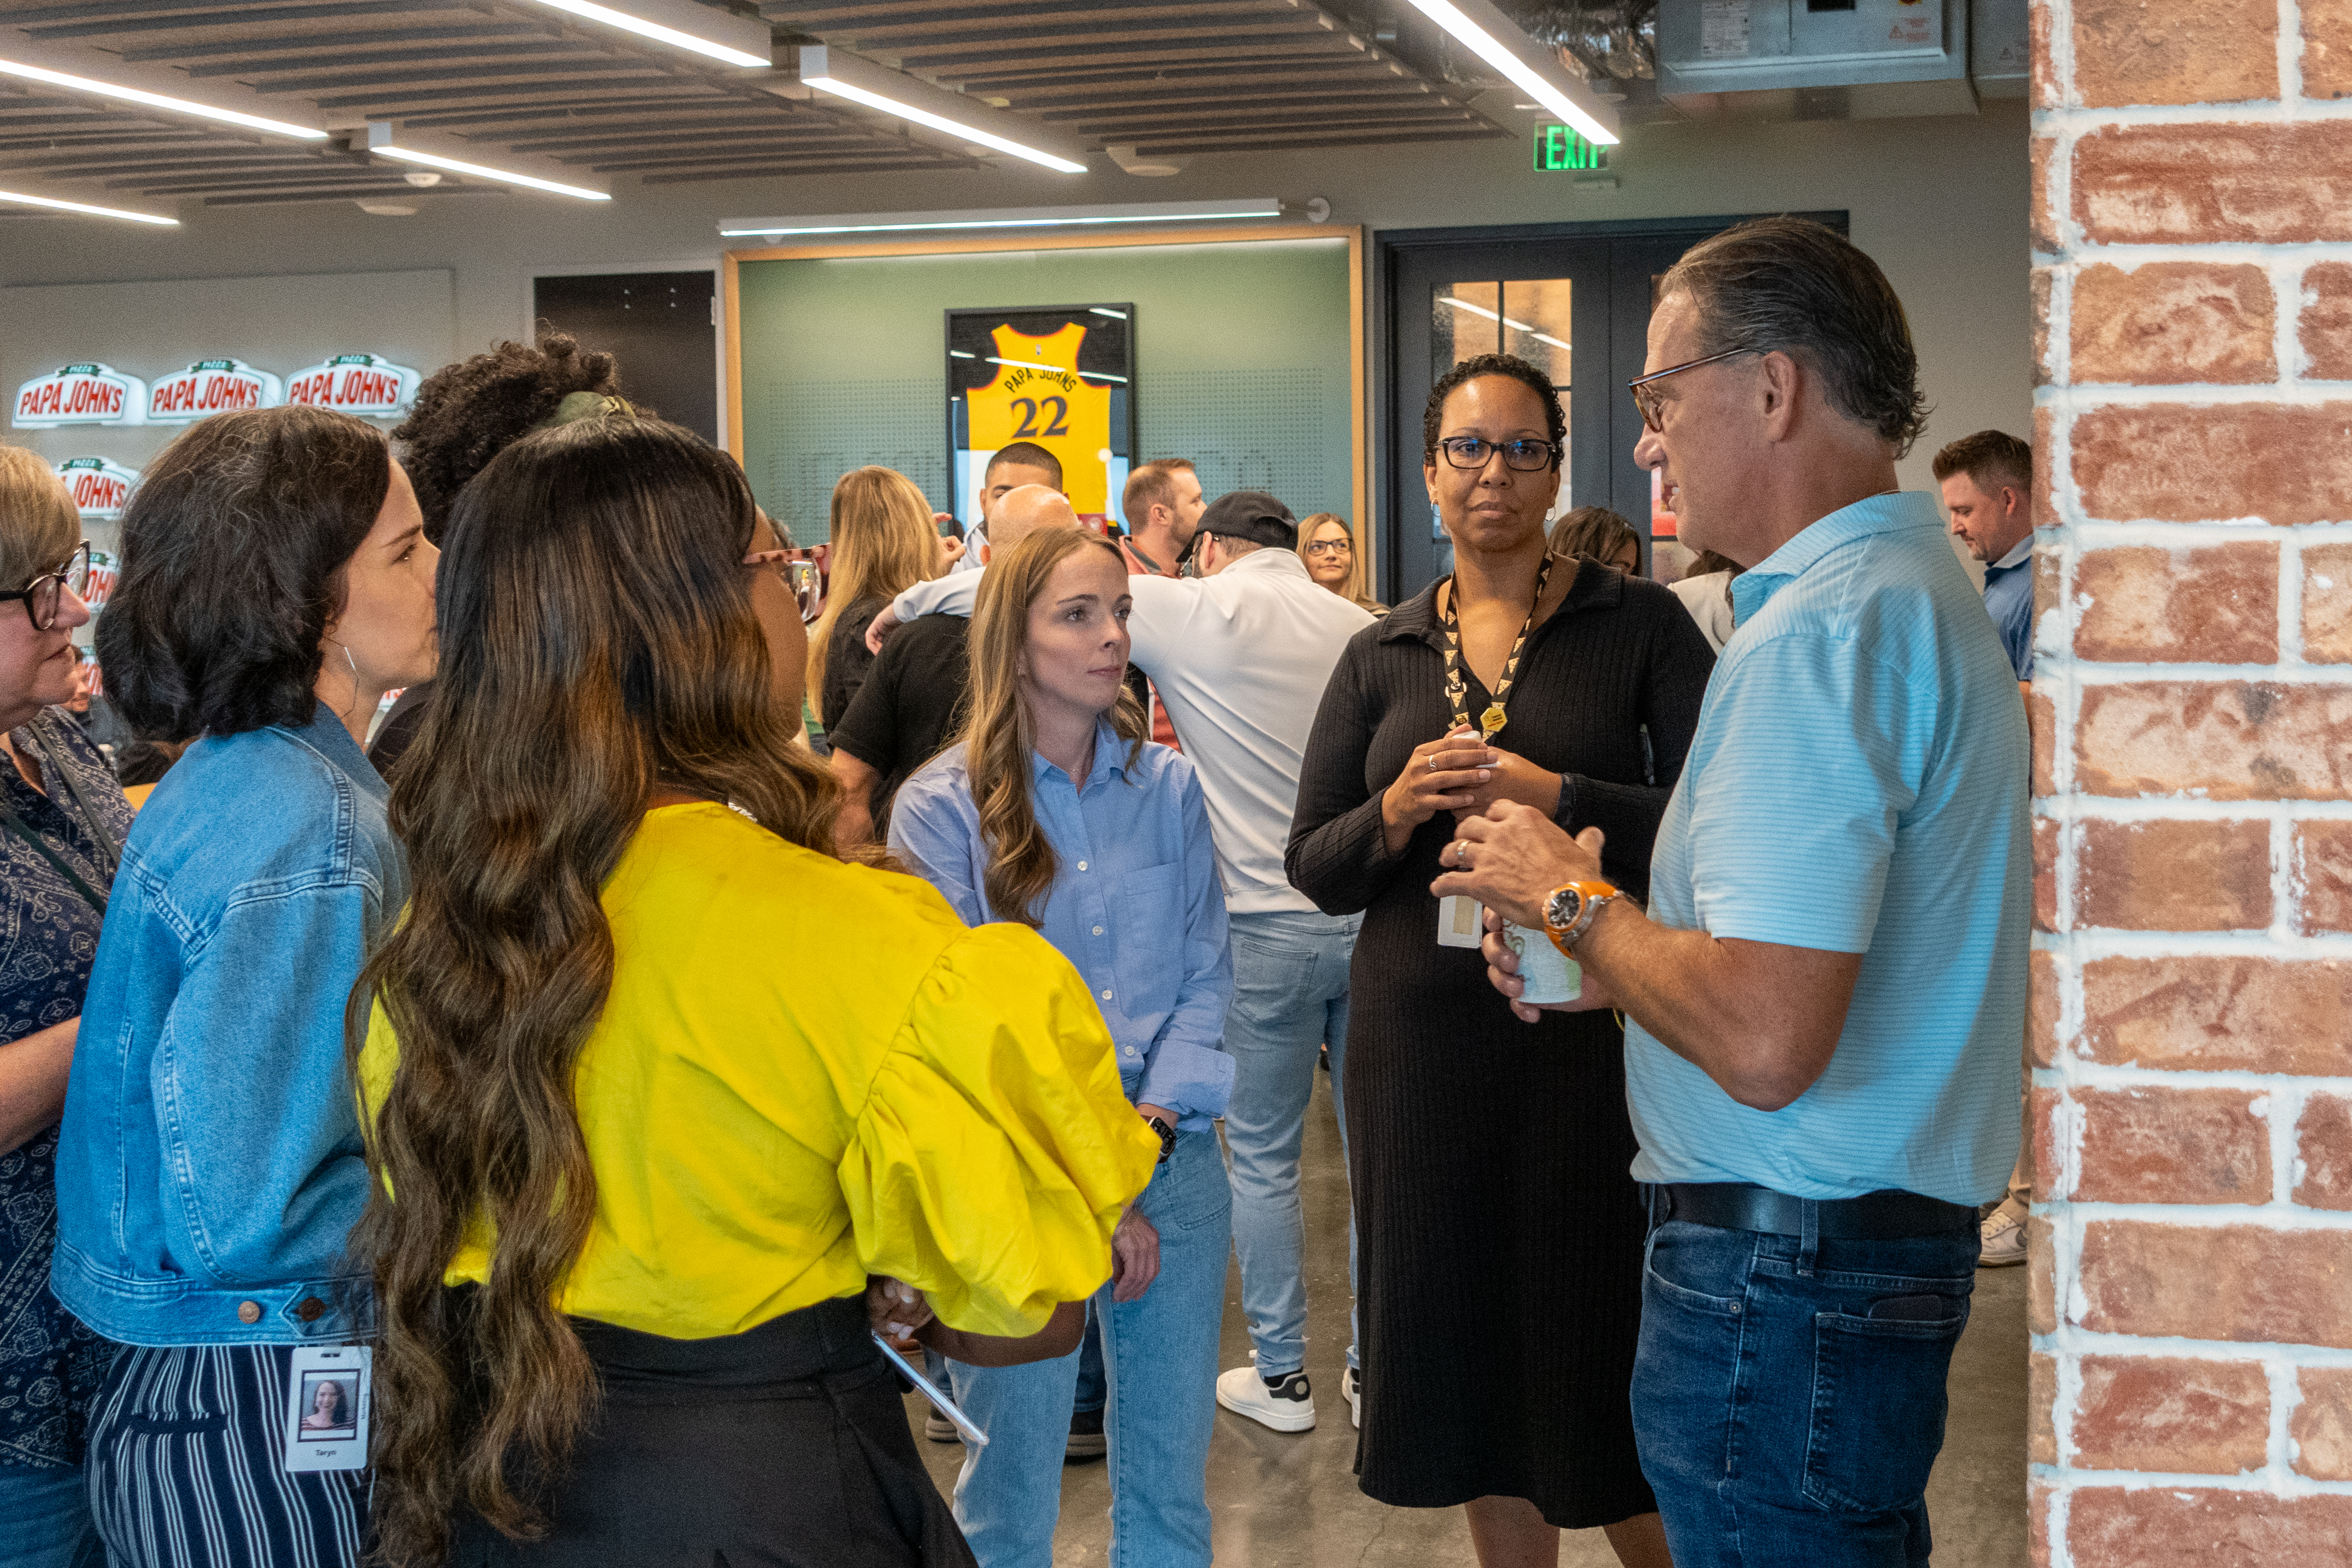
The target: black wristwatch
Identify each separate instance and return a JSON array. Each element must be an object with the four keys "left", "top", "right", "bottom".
[{"left": 1144, "top": 1113, "right": 1177, "bottom": 1165}]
